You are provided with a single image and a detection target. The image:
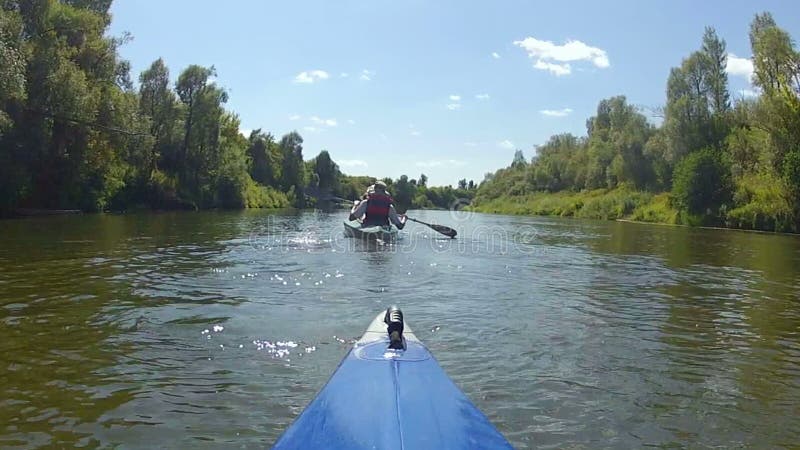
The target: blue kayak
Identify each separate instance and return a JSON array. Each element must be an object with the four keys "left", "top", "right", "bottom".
[{"left": 272, "top": 307, "right": 513, "bottom": 449}]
